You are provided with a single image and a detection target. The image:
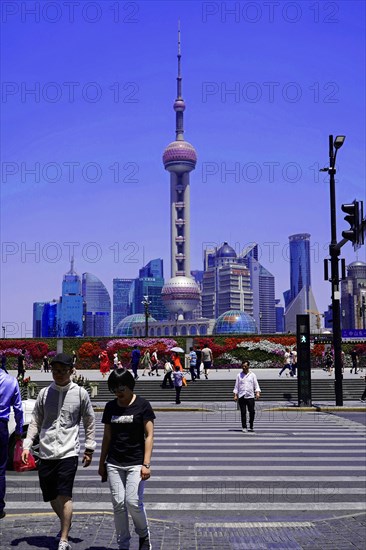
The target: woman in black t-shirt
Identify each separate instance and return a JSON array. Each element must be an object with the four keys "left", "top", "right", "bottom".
[{"left": 98, "top": 369, "right": 155, "bottom": 550}]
